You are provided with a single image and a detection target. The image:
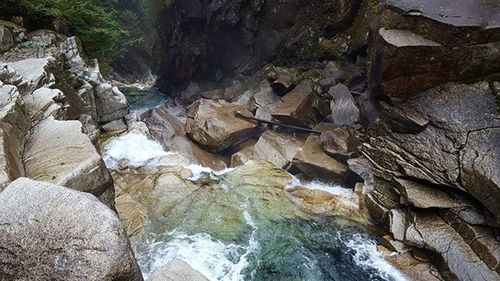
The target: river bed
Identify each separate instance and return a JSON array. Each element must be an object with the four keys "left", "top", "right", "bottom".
[{"left": 108, "top": 89, "right": 408, "bottom": 281}]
